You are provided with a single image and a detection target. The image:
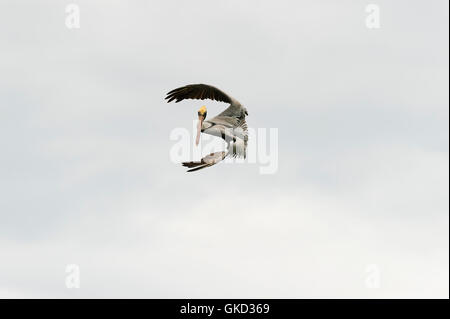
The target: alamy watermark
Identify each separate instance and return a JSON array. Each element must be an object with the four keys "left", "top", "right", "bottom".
[
  {"left": 170, "top": 121, "right": 279, "bottom": 174},
  {"left": 365, "top": 264, "right": 381, "bottom": 289},
  {"left": 65, "top": 4, "right": 80, "bottom": 29},
  {"left": 365, "top": 4, "right": 381, "bottom": 29},
  {"left": 65, "top": 264, "right": 80, "bottom": 289}
]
